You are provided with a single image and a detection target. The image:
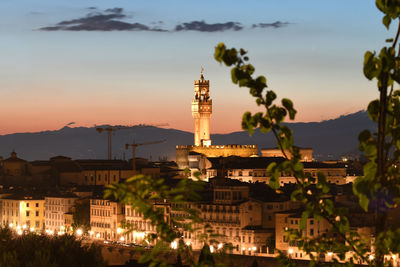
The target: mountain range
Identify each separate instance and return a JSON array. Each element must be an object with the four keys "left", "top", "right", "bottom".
[{"left": 0, "top": 111, "right": 375, "bottom": 161}]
